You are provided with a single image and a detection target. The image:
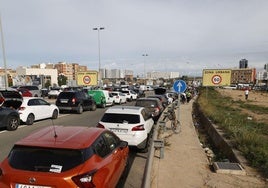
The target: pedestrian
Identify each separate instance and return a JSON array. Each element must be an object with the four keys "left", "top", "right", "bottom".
[
  {"left": 186, "top": 91, "right": 192, "bottom": 103},
  {"left": 245, "top": 88, "right": 249, "bottom": 100}
]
